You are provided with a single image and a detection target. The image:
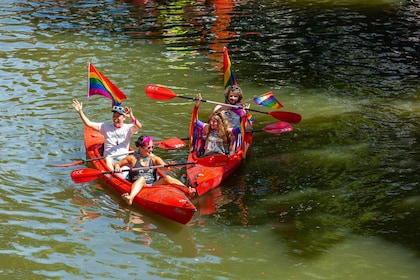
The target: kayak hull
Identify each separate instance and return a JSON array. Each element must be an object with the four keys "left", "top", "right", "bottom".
[
  {"left": 187, "top": 122, "right": 252, "bottom": 196},
  {"left": 83, "top": 126, "right": 196, "bottom": 224}
]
